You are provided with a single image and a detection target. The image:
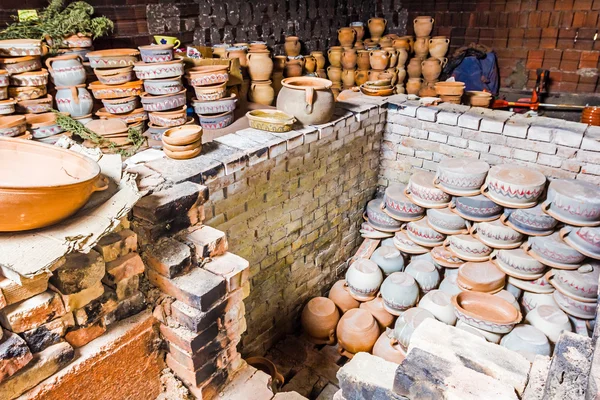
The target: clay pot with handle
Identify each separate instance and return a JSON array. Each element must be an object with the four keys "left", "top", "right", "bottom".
[
  {"left": 407, "top": 58, "right": 422, "bottom": 78},
  {"left": 273, "top": 55, "right": 287, "bottom": 71},
  {"left": 247, "top": 50, "right": 273, "bottom": 81},
  {"left": 350, "top": 22, "right": 365, "bottom": 41},
  {"left": 396, "top": 67, "right": 407, "bottom": 85},
  {"left": 414, "top": 16, "right": 435, "bottom": 37},
  {"left": 311, "top": 51, "right": 326, "bottom": 70},
  {"left": 304, "top": 55, "right": 317, "bottom": 73},
  {"left": 368, "top": 69, "right": 385, "bottom": 82},
  {"left": 342, "top": 68, "right": 356, "bottom": 88},
  {"left": 383, "top": 47, "right": 398, "bottom": 68},
  {"left": 276, "top": 77, "right": 334, "bottom": 125},
  {"left": 338, "top": 27, "right": 357, "bottom": 48},
  {"left": 396, "top": 48, "right": 409, "bottom": 68},
  {"left": 354, "top": 69, "right": 369, "bottom": 86},
  {"left": 368, "top": 17, "right": 387, "bottom": 40},
  {"left": 328, "top": 46, "right": 343, "bottom": 68},
  {"left": 369, "top": 50, "right": 389, "bottom": 70},
  {"left": 429, "top": 36, "right": 450, "bottom": 59},
  {"left": 341, "top": 48, "right": 357, "bottom": 69},
  {"left": 284, "top": 36, "right": 301, "bottom": 57},
  {"left": 357, "top": 50, "right": 371, "bottom": 70},
  {"left": 336, "top": 308, "right": 380, "bottom": 358},
  {"left": 285, "top": 59, "right": 304, "bottom": 78},
  {"left": 327, "top": 66, "right": 342, "bottom": 83},
  {"left": 249, "top": 80, "right": 274, "bottom": 106},
  {"left": 406, "top": 78, "right": 423, "bottom": 95},
  {"left": 55, "top": 84, "right": 93, "bottom": 117},
  {"left": 414, "top": 36, "right": 430, "bottom": 59},
  {"left": 421, "top": 57, "right": 445, "bottom": 81},
  {"left": 393, "top": 37, "right": 411, "bottom": 52},
  {"left": 45, "top": 54, "right": 86, "bottom": 86}
]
